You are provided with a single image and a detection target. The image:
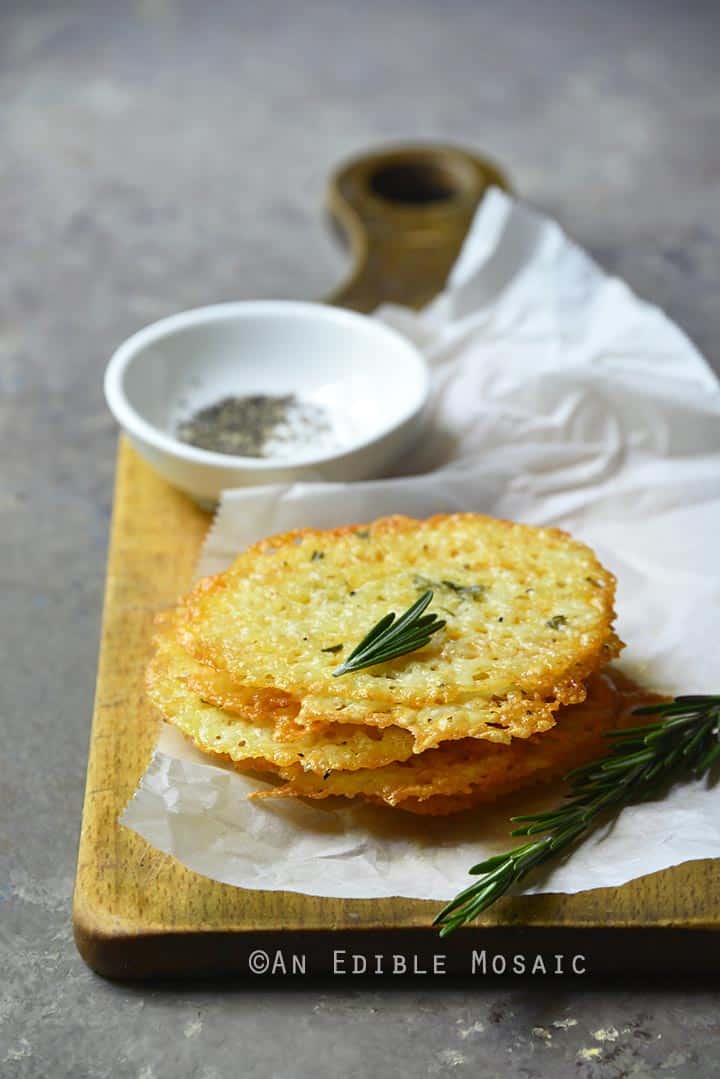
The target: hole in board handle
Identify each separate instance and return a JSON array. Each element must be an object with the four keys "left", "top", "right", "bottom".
[{"left": 368, "top": 159, "right": 465, "bottom": 205}]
